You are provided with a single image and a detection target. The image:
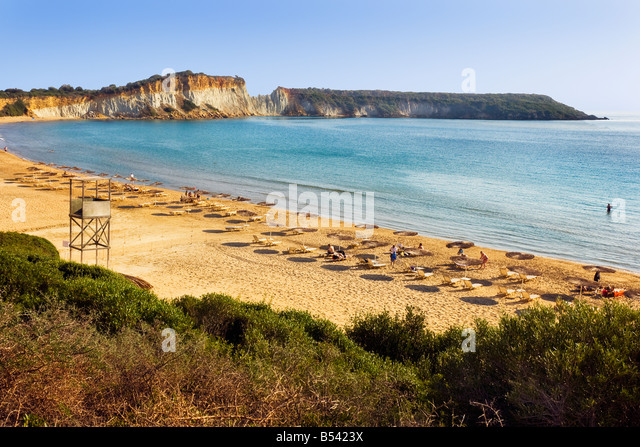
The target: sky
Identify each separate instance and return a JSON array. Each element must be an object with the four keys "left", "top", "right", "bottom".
[{"left": 1, "top": 0, "right": 639, "bottom": 114}]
